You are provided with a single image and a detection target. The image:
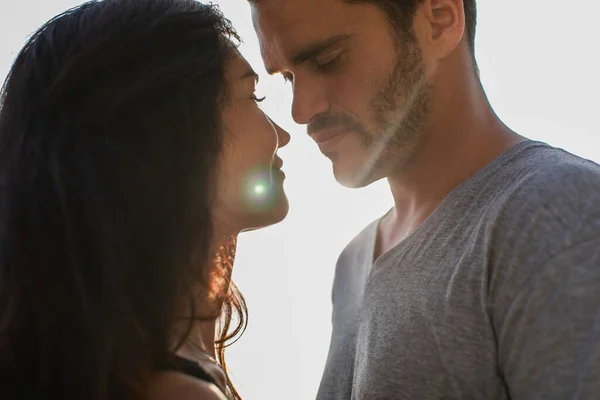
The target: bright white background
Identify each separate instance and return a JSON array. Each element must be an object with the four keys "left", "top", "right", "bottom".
[{"left": 1, "top": 1, "right": 599, "bottom": 399}]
